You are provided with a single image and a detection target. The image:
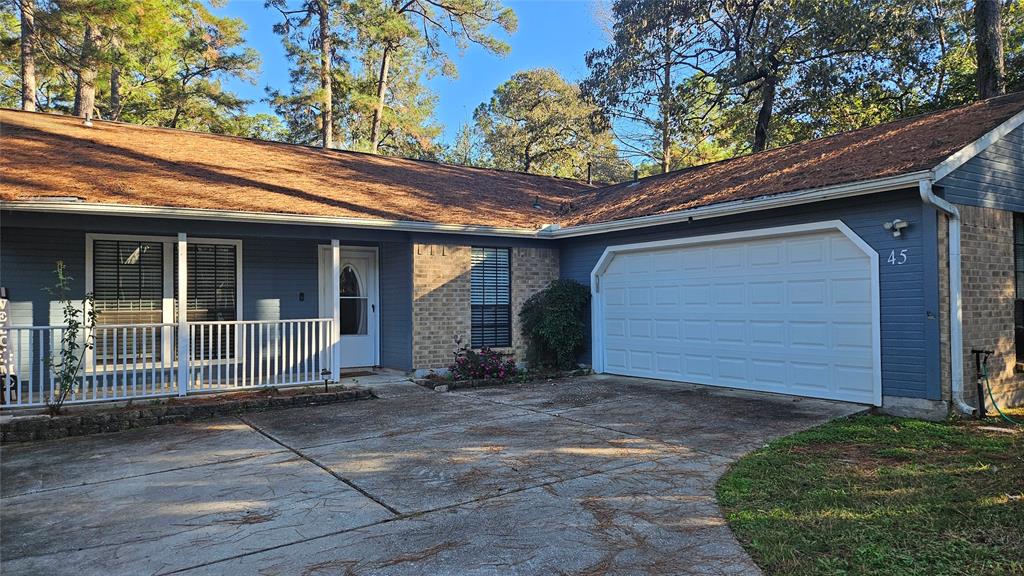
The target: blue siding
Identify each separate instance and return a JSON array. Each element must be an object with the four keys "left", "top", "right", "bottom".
[
  {"left": 938, "top": 124, "right": 1024, "bottom": 211},
  {"left": 380, "top": 241, "right": 413, "bottom": 370},
  {"left": 0, "top": 213, "right": 419, "bottom": 371},
  {"left": 243, "top": 237, "right": 321, "bottom": 321},
  {"left": 1, "top": 227, "right": 86, "bottom": 327},
  {"left": 557, "top": 190, "right": 940, "bottom": 400}
]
